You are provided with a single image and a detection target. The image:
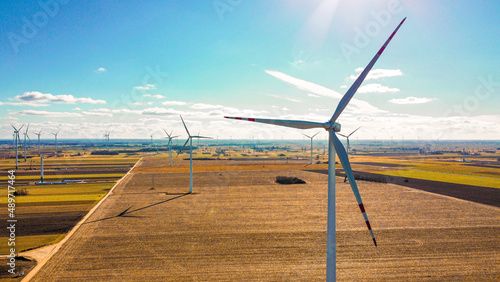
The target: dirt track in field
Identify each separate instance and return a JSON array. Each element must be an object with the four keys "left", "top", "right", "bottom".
[{"left": 31, "top": 158, "right": 500, "bottom": 281}]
